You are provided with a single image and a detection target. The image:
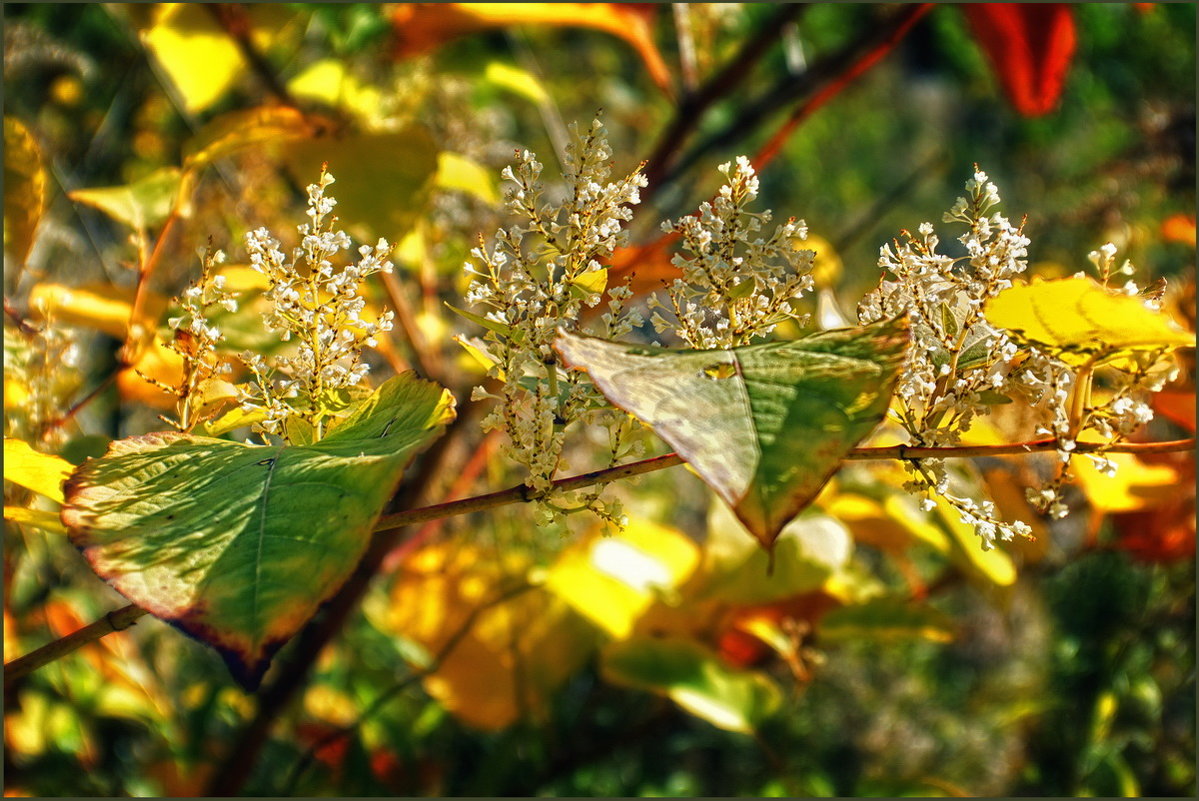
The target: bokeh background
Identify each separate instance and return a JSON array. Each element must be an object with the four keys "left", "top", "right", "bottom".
[{"left": 4, "top": 3, "right": 1194, "bottom": 796}]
